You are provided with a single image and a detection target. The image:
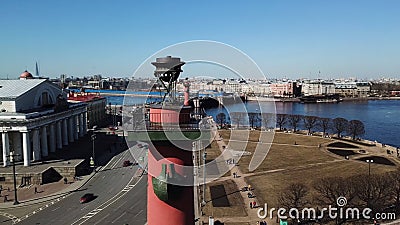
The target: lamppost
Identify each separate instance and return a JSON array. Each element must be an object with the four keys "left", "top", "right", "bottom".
[
  {"left": 202, "top": 142, "right": 207, "bottom": 206},
  {"left": 366, "top": 159, "right": 374, "bottom": 176},
  {"left": 7, "top": 151, "right": 20, "bottom": 205},
  {"left": 91, "top": 133, "right": 96, "bottom": 167},
  {"left": 366, "top": 159, "right": 374, "bottom": 208}
]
